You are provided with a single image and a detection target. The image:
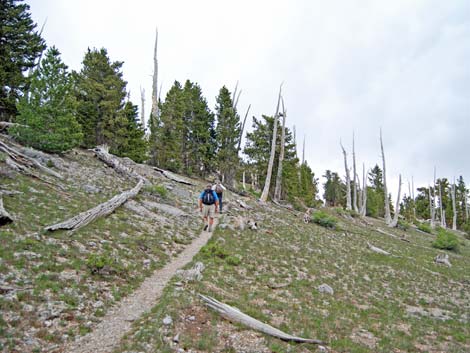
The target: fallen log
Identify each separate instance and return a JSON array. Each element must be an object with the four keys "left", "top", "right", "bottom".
[
  {"left": 367, "top": 242, "right": 390, "bottom": 255},
  {"left": 376, "top": 227, "right": 410, "bottom": 243},
  {"left": 45, "top": 179, "right": 144, "bottom": 231},
  {"left": 199, "top": 294, "right": 324, "bottom": 345},
  {"left": 0, "top": 139, "right": 63, "bottom": 179},
  {"left": 153, "top": 167, "right": 193, "bottom": 185},
  {"left": 93, "top": 145, "right": 147, "bottom": 182},
  {"left": 0, "top": 196, "right": 13, "bottom": 225}
]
